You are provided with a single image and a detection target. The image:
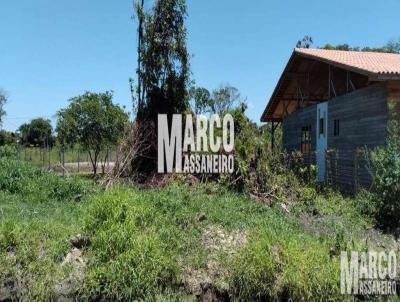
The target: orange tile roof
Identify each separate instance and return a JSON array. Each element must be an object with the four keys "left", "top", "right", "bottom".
[
  {"left": 295, "top": 48, "right": 400, "bottom": 76},
  {"left": 261, "top": 48, "right": 400, "bottom": 122}
]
